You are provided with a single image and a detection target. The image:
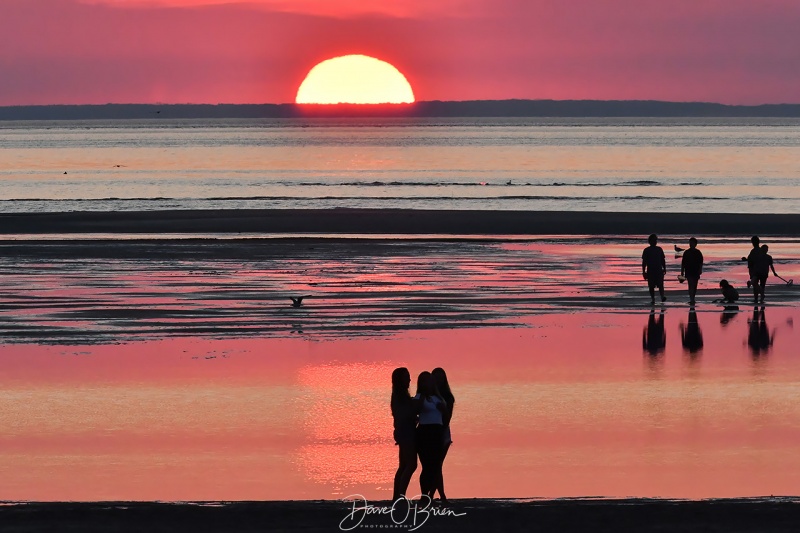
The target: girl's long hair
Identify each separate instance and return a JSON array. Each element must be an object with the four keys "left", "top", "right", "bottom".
[
  {"left": 391, "top": 367, "right": 411, "bottom": 417},
  {"left": 432, "top": 367, "right": 454, "bottom": 406},
  {"left": 415, "top": 370, "right": 434, "bottom": 398}
]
